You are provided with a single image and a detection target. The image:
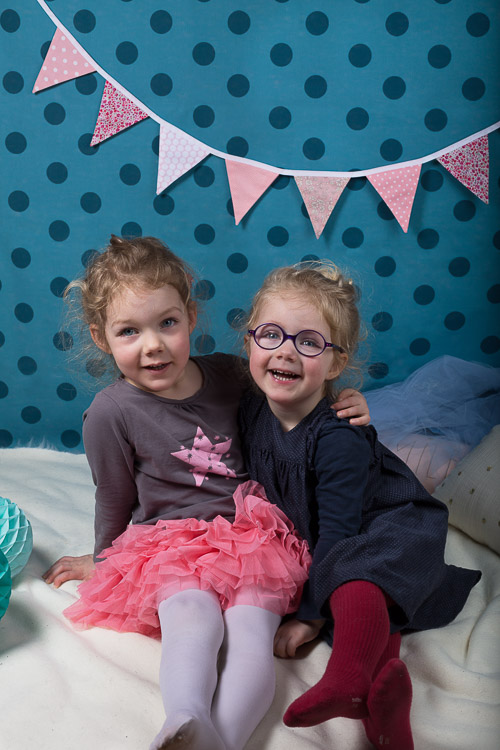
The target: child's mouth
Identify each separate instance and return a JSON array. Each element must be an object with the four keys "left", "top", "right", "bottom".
[
  {"left": 145, "top": 363, "right": 168, "bottom": 371},
  {"left": 271, "top": 369, "right": 299, "bottom": 382}
]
